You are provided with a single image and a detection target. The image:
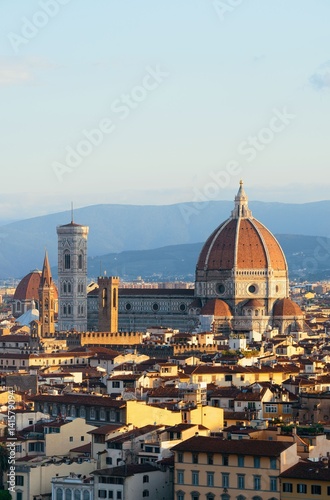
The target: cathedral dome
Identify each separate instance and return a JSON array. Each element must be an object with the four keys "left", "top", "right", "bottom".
[
  {"left": 14, "top": 270, "right": 42, "bottom": 301},
  {"left": 196, "top": 181, "right": 287, "bottom": 273},
  {"left": 200, "top": 298, "right": 232, "bottom": 317},
  {"left": 273, "top": 298, "right": 303, "bottom": 317}
]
